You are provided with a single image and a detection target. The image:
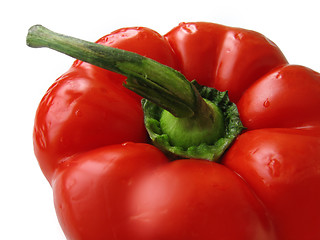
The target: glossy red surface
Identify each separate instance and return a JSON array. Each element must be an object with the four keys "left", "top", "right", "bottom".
[{"left": 33, "top": 22, "right": 320, "bottom": 240}]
